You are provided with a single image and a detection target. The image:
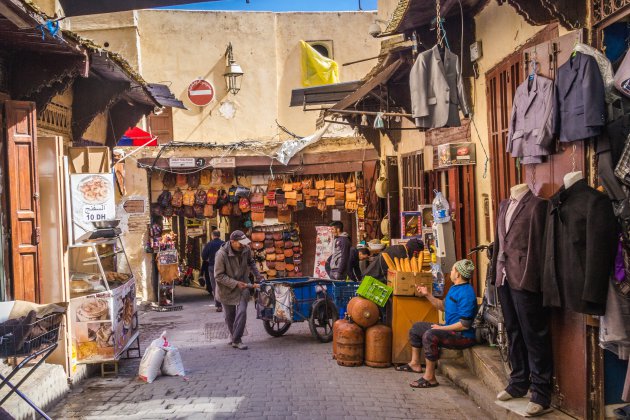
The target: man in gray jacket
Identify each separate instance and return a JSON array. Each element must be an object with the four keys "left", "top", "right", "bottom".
[
  {"left": 214, "top": 230, "right": 262, "bottom": 350},
  {"left": 328, "top": 221, "right": 351, "bottom": 280}
]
